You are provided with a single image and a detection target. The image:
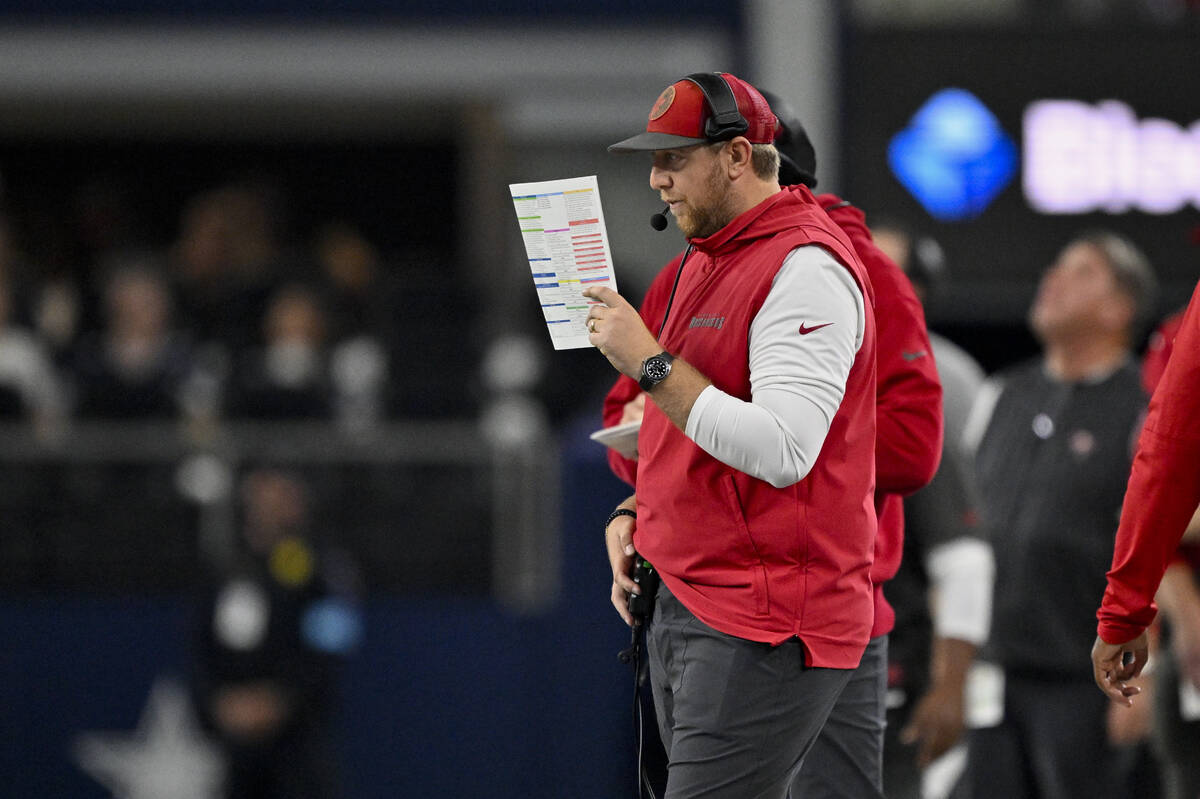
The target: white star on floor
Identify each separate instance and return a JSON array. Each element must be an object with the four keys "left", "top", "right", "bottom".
[{"left": 73, "top": 676, "right": 226, "bottom": 799}]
